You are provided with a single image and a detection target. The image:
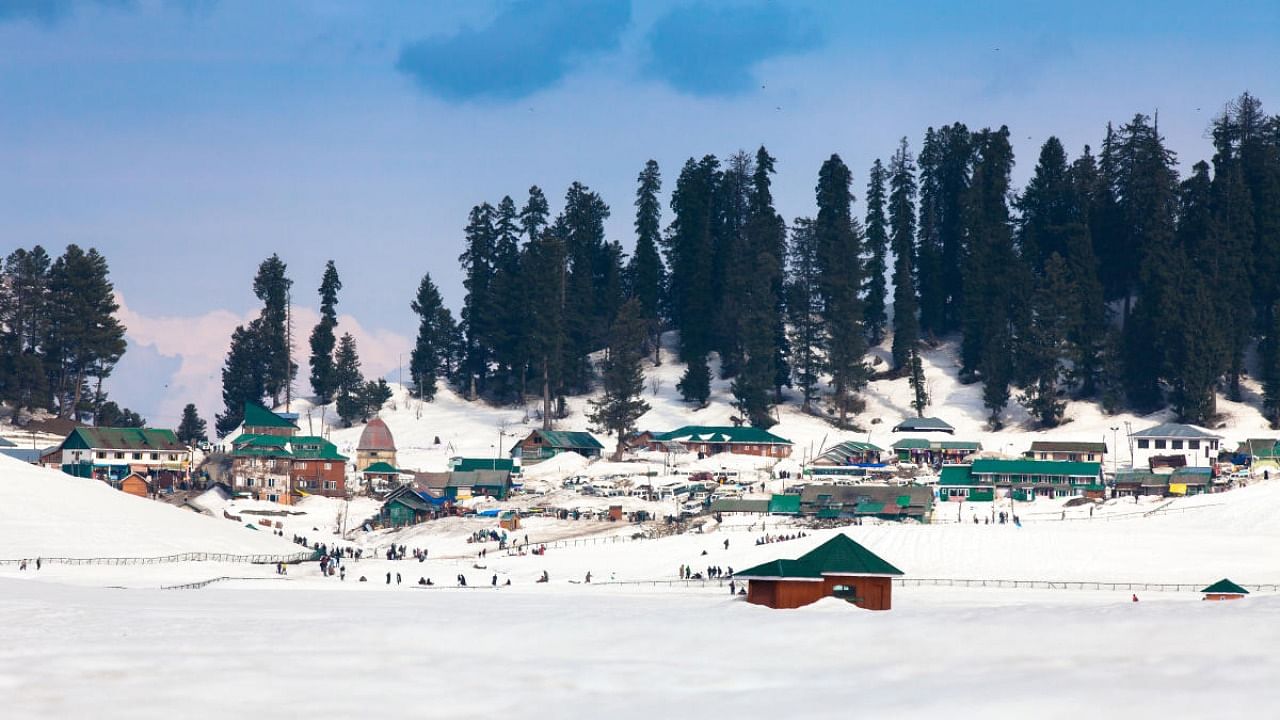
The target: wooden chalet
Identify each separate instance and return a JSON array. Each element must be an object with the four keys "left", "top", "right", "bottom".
[
  {"left": 1201, "top": 578, "right": 1249, "bottom": 601},
  {"left": 510, "top": 430, "right": 603, "bottom": 464},
  {"left": 735, "top": 534, "right": 904, "bottom": 610},
  {"left": 378, "top": 485, "right": 444, "bottom": 528},
  {"left": 648, "top": 426, "right": 793, "bottom": 458}
]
